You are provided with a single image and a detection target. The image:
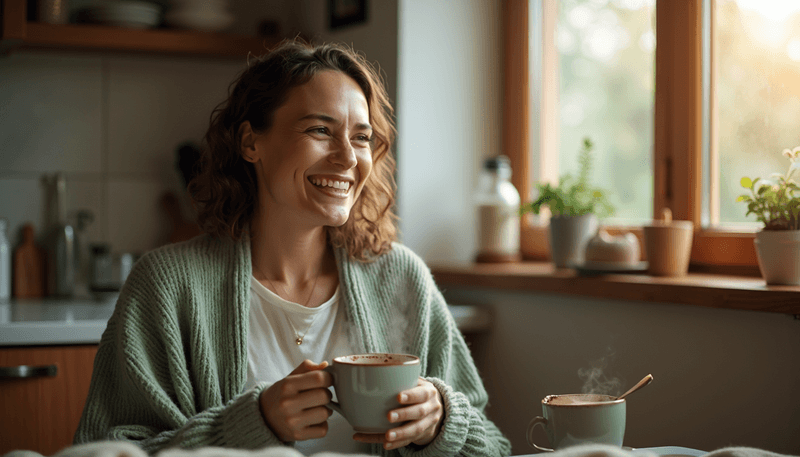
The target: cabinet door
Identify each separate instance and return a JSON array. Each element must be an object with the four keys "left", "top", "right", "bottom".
[{"left": 0, "top": 345, "right": 98, "bottom": 455}]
